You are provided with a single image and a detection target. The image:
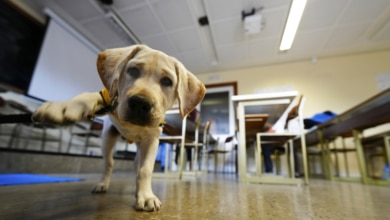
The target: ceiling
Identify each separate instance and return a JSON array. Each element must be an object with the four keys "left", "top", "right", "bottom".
[{"left": 14, "top": 0, "right": 390, "bottom": 75}]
